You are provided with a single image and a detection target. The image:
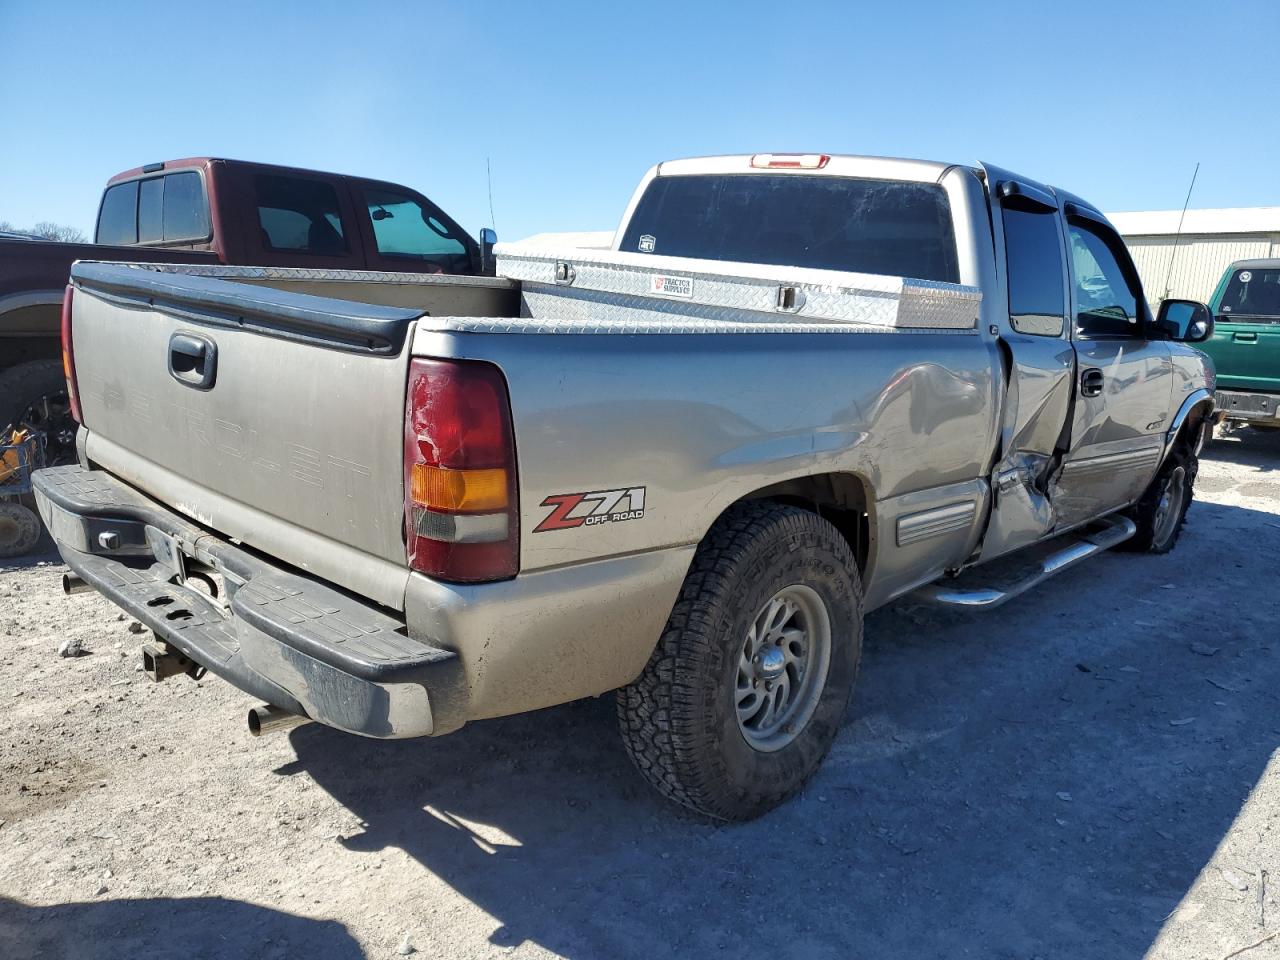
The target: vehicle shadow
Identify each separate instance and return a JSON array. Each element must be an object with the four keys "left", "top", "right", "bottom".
[
  {"left": 0, "top": 516, "right": 59, "bottom": 573},
  {"left": 285, "top": 497, "right": 1280, "bottom": 959},
  {"left": 0, "top": 894, "right": 365, "bottom": 960},
  {"left": 1204, "top": 425, "right": 1280, "bottom": 471}
]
